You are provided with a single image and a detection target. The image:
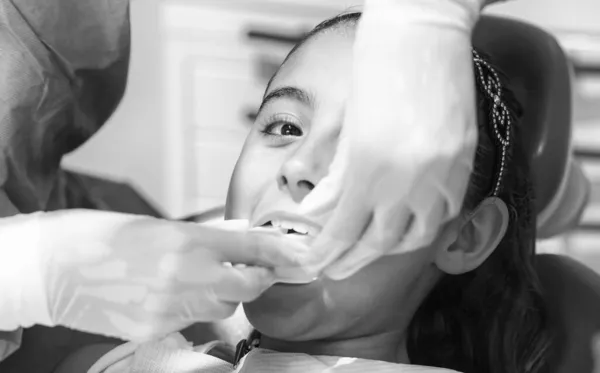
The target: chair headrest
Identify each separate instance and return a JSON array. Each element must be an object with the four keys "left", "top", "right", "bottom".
[{"left": 473, "top": 16, "right": 573, "bottom": 216}]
